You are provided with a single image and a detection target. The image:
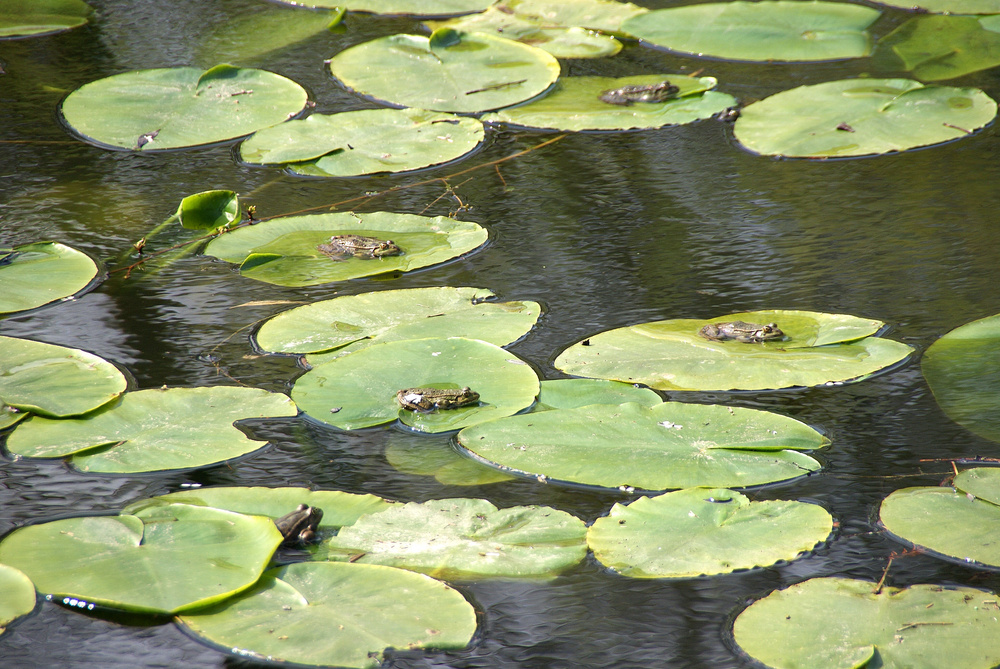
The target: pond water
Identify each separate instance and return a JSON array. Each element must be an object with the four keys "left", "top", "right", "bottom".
[{"left": 3, "top": 0, "right": 1000, "bottom": 667}]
